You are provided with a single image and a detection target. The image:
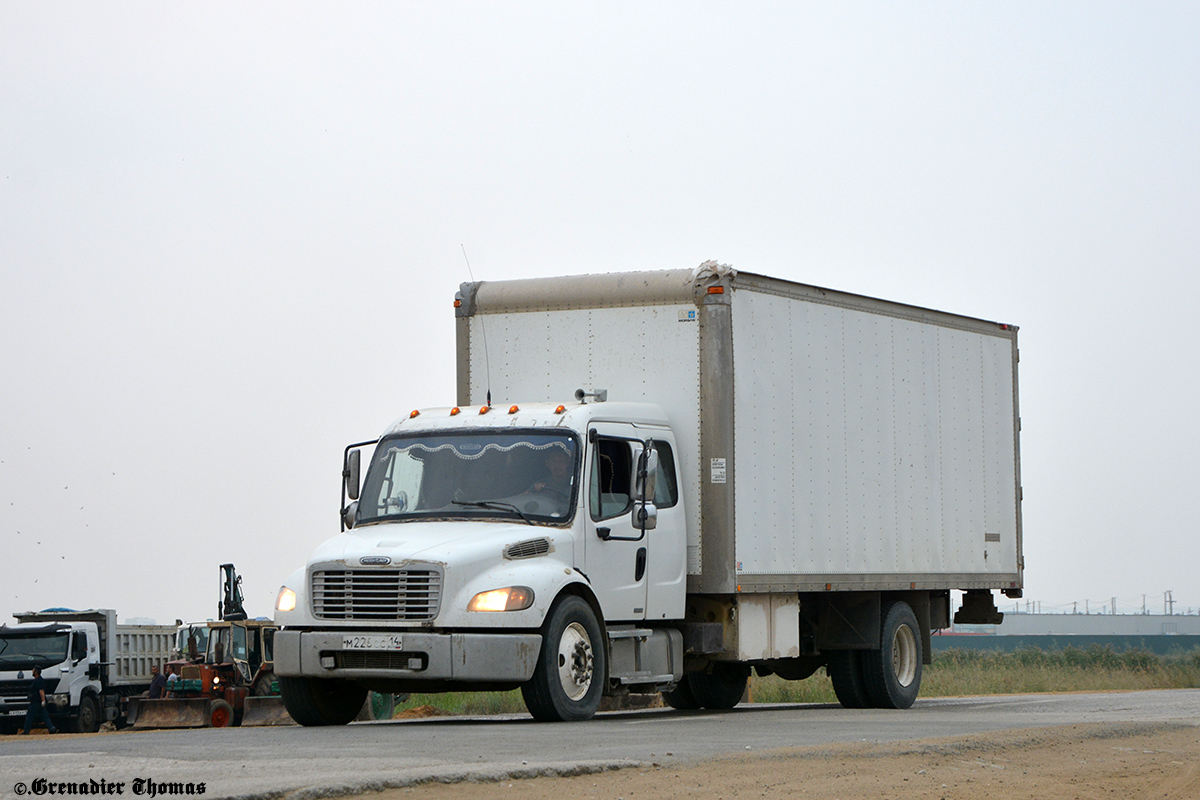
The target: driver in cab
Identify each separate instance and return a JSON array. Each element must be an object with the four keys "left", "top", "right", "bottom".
[{"left": 529, "top": 448, "right": 573, "bottom": 499}]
